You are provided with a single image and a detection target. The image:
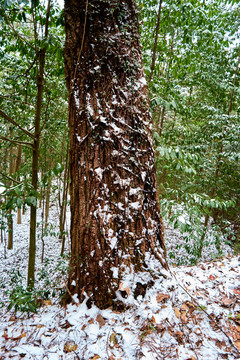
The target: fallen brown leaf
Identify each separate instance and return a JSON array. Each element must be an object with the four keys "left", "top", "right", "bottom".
[
  {"left": 234, "top": 340, "right": 240, "bottom": 351},
  {"left": 108, "top": 356, "right": 115, "bottom": 360},
  {"left": 44, "top": 300, "right": 52, "bottom": 306},
  {"left": 96, "top": 314, "right": 105, "bottom": 328},
  {"left": 228, "top": 323, "right": 240, "bottom": 341},
  {"left": 181, "top": 303, "right": 189, "bottom": 311},
  {"left": 110, "top": 332, "right": 117, "bottom": 346},
  {"left": 175, "top": 330, "right": 184, "bottom": 344},
  {"left": 186, "top": 301, "right": 197, "bottom": 315},
  {"left": 175, "top": 307, "right": 181, "bottom": 318},
  {"left": 196, "top": 339, "right": 203, "bottom": 347},
  {"left": 155, "top": 324, "right": 165, "bottom": 334},
  {"left": 64, "top": 341, "right": 78, "bottom": 352},
  {"left": 157, "top": 293, "right": 170, "bottom": 303},
  {"left": 36, "top": 324, "right": 44, "bottom": 329},
  {"left": 2, "top": 332, "right": 8, "bottom": 340},
  {"left": 222, "top": 296, "right": 235, "bottom": 307},
  {"left": 12, "top": 332, "right": 27, "bottom": 341},
  {"left": 118, "top": 282, "right": 130, "bottom": 296},
  {"left": 215, "top": 339, "right": 226, "bottom": 349},
  {"left": 151, "top": 315, "right": 156, "bottom": 324},
  {"left": 209, "top": 275, "right": 216, "bottom": 280},
  {"left": 181, "top": 311, "right": 188, "bottom": 323}
]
